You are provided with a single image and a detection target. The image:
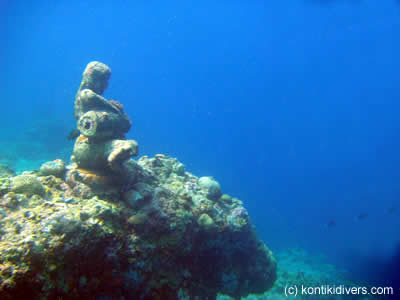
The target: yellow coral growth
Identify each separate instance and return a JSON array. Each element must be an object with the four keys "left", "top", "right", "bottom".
[
  {"left": 76, "top": 168, "right": 110, "bottom": 186},
  {"left": 76, "top": 135, "right": 87, "bottom": 143}
]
